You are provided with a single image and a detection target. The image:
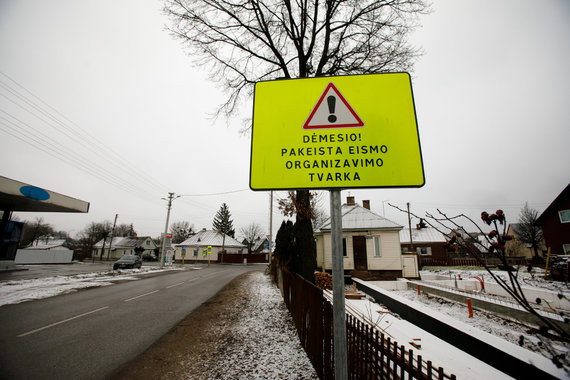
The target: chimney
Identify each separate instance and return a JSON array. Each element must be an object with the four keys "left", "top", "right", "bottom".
[
  {"left": 347, "top": 196, "right": 355, "bottom": 205},
  {"left": 362, "top": 200, "right": 370, "bottom": 210}
]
